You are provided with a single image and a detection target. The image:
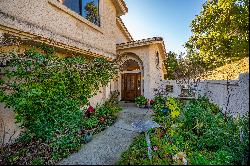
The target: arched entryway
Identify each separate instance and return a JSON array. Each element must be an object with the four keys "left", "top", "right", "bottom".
[{"left": 119, "top": 53, "right": 144, "bottom": 101}]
